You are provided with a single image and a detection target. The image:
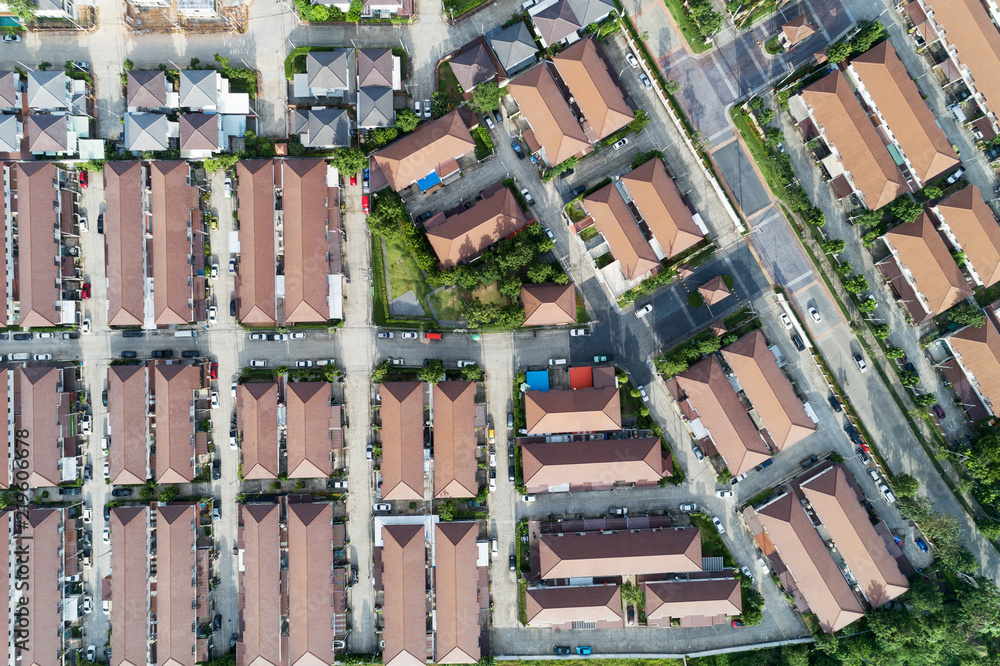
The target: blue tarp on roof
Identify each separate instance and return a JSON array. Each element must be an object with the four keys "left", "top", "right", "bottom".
[
  {"left": 525, "top": 370, "right": 549, "bottom": 392},
  {"left": 417, "top": 170, "right": 441, "bottom": 191}
]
